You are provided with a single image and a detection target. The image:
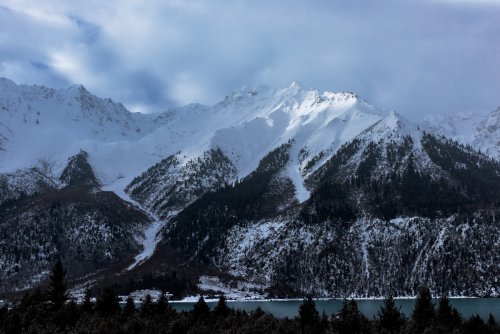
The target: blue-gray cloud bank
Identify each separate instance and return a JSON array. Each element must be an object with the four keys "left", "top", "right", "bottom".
[{"left": 0, "top": 0, "right": 499, "bottom": 118}]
